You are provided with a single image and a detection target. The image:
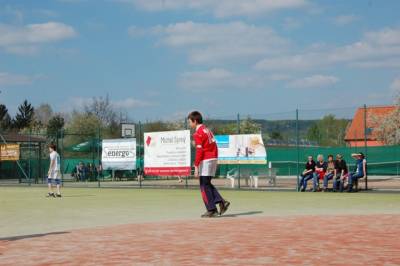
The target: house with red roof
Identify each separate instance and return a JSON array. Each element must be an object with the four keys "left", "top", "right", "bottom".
[{"left": 345, "top": 105, "right": 397, "bottom": 147}]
